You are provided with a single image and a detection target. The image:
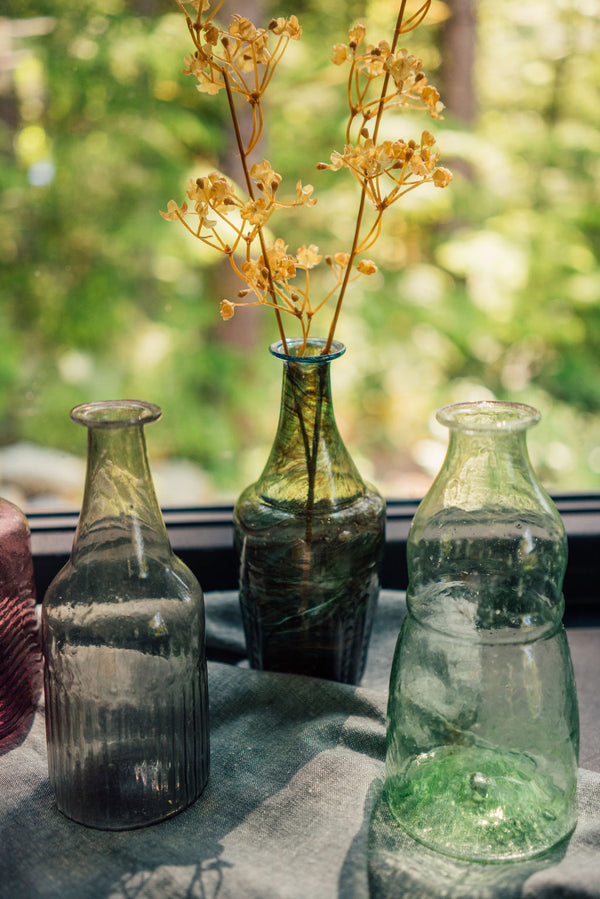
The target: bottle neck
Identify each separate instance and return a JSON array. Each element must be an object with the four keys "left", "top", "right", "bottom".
[
  {"left": 412, "top": 426, "right": 565, "bottom": 545},
  {"left": 73, "top": 424, "right": 170, "bottom": 564},
  {"left": 407, "top": 423, "right": 567, "bottom": 629},
  {"left": 275, "top": 356, "right": 336, "bottom": 456},
  {"left": 440, "top": 429, "right": 542, "bottom": 509},
  {"left": 256, "top": 356, "right": 364, "bottom": 510}
]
